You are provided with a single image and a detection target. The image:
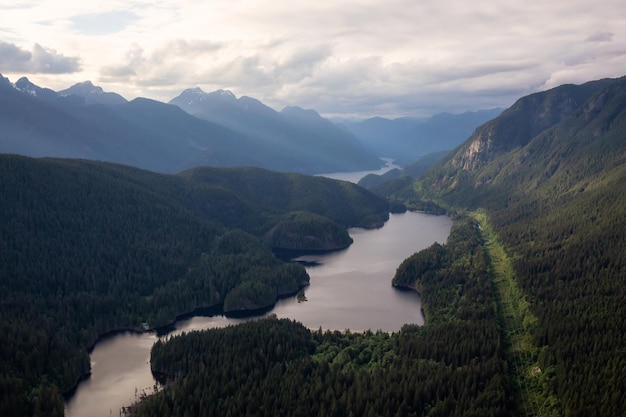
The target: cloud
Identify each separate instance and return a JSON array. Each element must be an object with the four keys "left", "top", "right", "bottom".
[
  {"left": 4, "top": 1, "right": 626, "bottom": 118},
  {"left": 585, "top": 31, "right": 614, "bottom": 43},
  {"left": 268, "top": 55, "right": 549, "bottom": 118},
  {"left": 100, "top": 44, "right": 143, "bottom": 80},
  {"left": 0, "top": 41, "right": 80, "bottom": 74},
  {"left": 100, "top": 39, "right": 225, "bottom": 83},
  {"left": 98, "top": 39, "right": 332, "bottom": 98},
  {"left": 0, "top": 41, "right": 31, "bottom": 70},
  {"left": 274, "top": 44, "right": 333, "bottom": 83},
  {"left": 30, "top": 44, "right": 81, "bottom": 73},
  {"left": 101, "top": 65, "right": 136, "bottom": 78}
]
